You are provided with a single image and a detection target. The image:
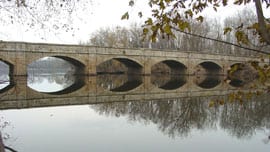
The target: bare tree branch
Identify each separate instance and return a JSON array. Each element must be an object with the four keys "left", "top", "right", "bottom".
[{"left": 171, "top": 26, "right": 270, "bottom": 55}]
